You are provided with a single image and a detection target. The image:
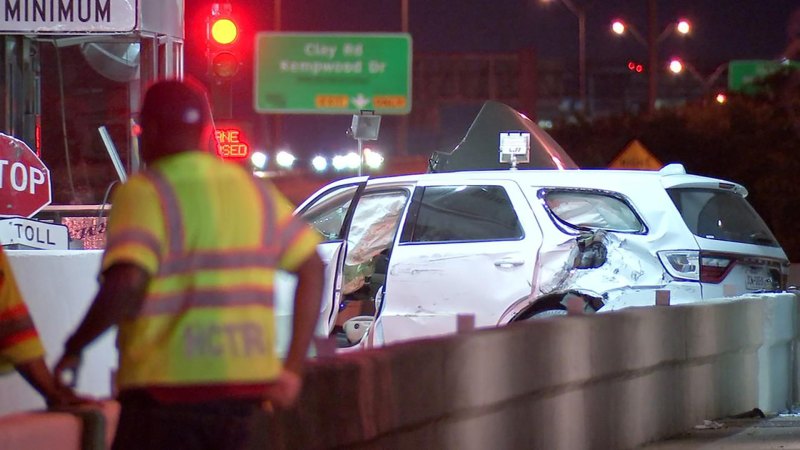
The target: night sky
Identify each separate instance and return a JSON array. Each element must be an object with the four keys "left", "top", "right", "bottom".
[{"left": 185, "top": 0, "right": 800, "bottom": 157}]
